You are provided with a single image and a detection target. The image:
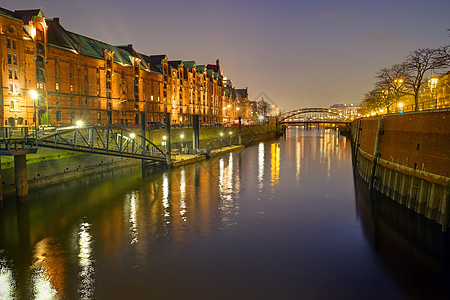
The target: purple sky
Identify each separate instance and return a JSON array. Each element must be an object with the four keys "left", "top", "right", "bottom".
[{"left": 5, "top": 0, "right": 450, "bottom": 111}]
